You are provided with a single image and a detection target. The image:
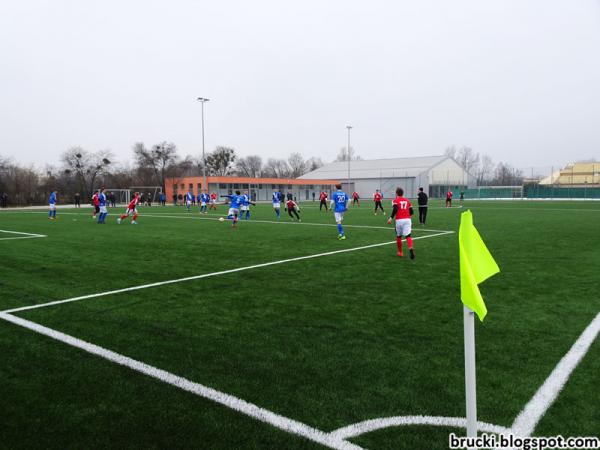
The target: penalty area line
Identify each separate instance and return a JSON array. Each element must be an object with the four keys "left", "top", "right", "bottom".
[
  {"left": 0, "top": 210, "right": 454, "bottom": 234},
  {"left": 0, "top": 229, "right": 47, "bottom": 241},
  {"left": 0, "top": 312, "right": 362, "bottom": 450},
  {"left": 2, "top": 231, "right": 453, "bottom": 314}
]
